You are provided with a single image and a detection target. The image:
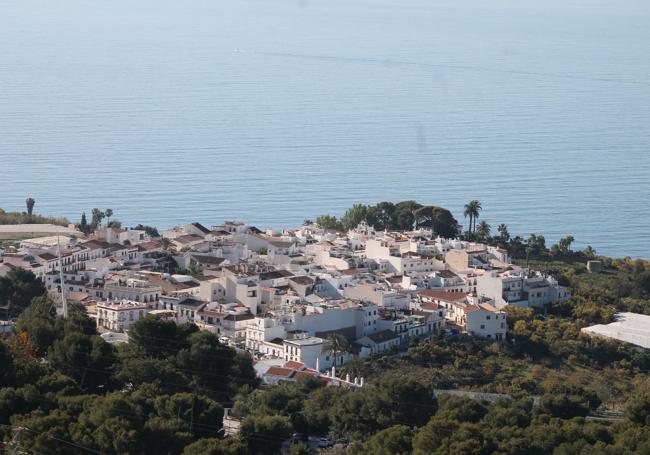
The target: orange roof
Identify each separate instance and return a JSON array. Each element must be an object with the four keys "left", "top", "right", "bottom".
[
  {"left": 265, "top": 367, "right": 295, "bottom": 377},
  {"left": 139, "top": 241, "right": 161, "bottom": 250},
  {"left": 478, "top": 303, "right": 501, "bottom": 313},
  {"left": 283, "top": 360, "right": 305, "bottom": 370},
  {"left": 418, "top": 290, "right": 467, "bottom": 302},
  {"left": 464, "top": 304, "right": 481, "bottom": 313},
  {"left": 340, "top": 268, "right": 359, "bottom": 276},
  {"left": 420, "top": 302, "right": 442, "bottom": 310}
]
